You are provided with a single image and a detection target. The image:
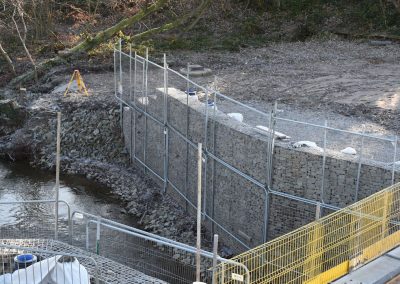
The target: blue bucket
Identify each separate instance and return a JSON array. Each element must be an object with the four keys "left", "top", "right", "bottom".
[
  {"left": 207, "top": 99, "right": 215, "bottom": 107},
  {"left": 14, "top": 254, "right": 37, "bottom": 270}
]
